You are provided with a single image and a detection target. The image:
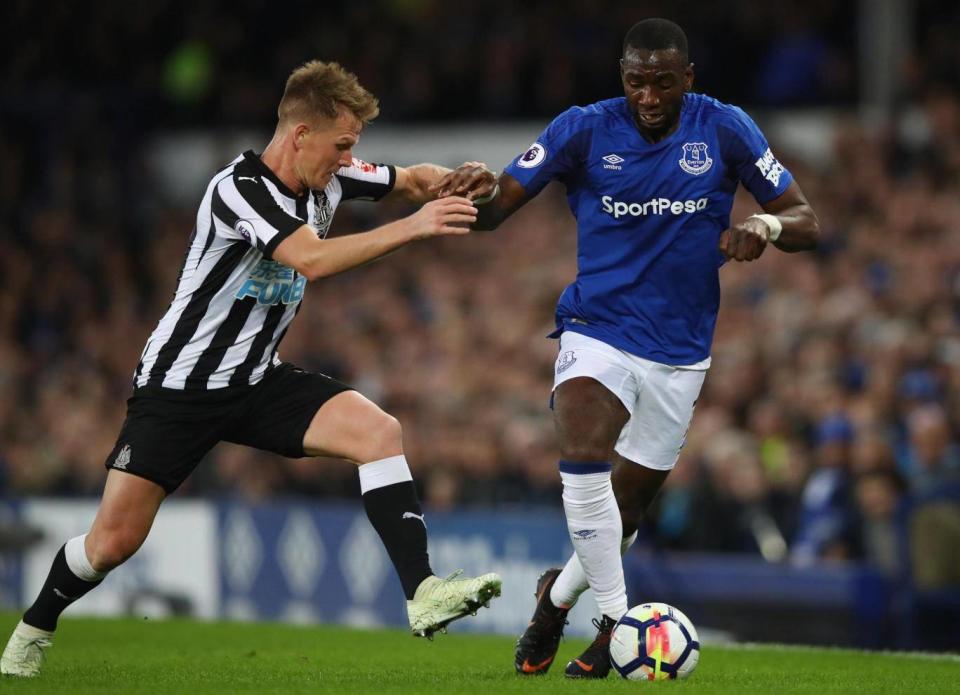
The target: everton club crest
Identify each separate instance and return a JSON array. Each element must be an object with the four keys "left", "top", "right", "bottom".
[
  {"left": 557, "top": 350, "right": 578, "bottom": 374},
  {"left": 679, "top": 142, "right": 713, "bottom": 176}
]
